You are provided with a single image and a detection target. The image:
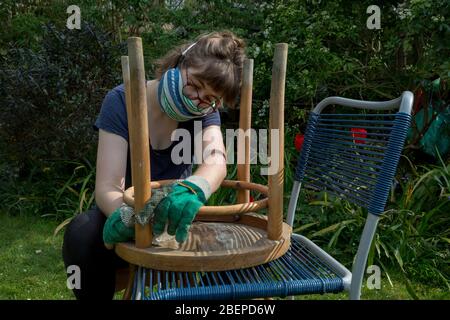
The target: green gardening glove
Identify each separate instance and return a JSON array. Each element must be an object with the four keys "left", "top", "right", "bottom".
[
  {"left": 153, "top": 176, "right": 211, "bottom": 243},
  {"left": 102, "top": 184, "right": 174, "bottom": 249},
  {"left": 103, "top": 204, "right": 135, "bottom": 249}
]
